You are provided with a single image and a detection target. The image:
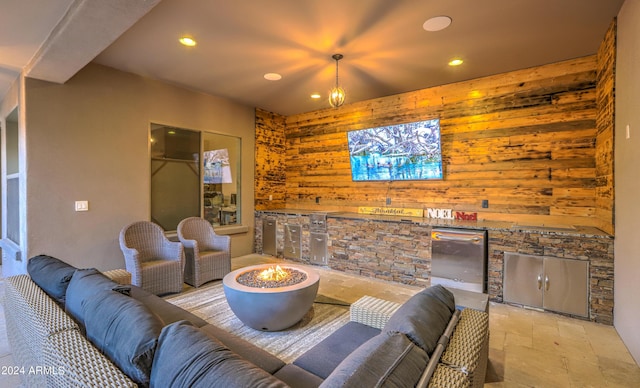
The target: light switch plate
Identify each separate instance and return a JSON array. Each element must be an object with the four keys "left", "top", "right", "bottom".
[{"left": 75, "top": 200, "right": 89, "bottom": 212}]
